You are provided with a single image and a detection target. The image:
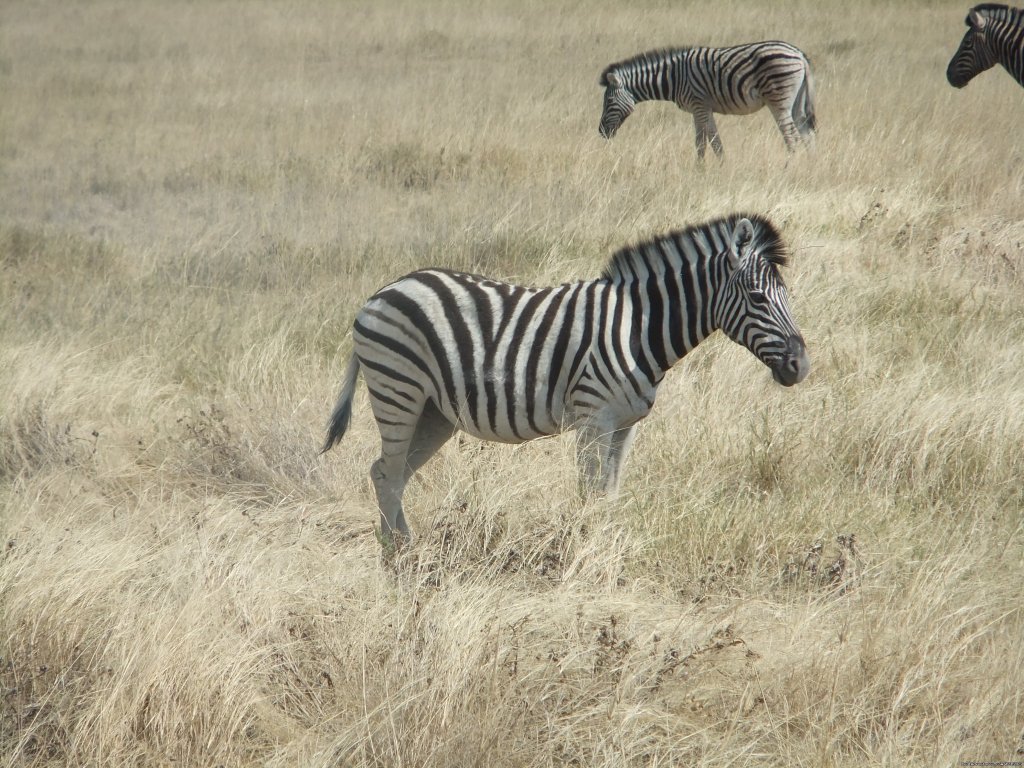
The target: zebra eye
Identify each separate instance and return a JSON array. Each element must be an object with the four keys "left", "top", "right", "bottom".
[{"left": 749, "top": 289, "right": 768, "bottom": 305}]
